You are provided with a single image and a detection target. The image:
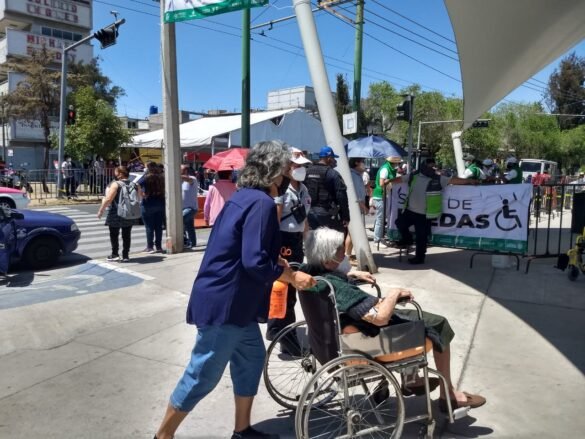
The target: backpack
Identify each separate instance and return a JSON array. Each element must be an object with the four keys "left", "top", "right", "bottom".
[{"left": 116, "top": 181, "right": 141, "bottom": 219}]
